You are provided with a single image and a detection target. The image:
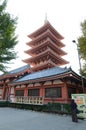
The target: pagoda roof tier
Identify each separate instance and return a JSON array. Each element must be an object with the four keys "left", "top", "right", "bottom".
[
  {"left": 27, "top": 29, "right": 65, "bottom": 48},
  {"left": 28, "top": 21, "right": 64, "bottom": 40},
  {"left": 31, "top": 60, "right": 58, "bottom": 71},
  {"left": 23, "top": 48, "right": 69, "bottom": 66},
  {"left": 25, "top": 38, "right": 67, "bottom": 57}
]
